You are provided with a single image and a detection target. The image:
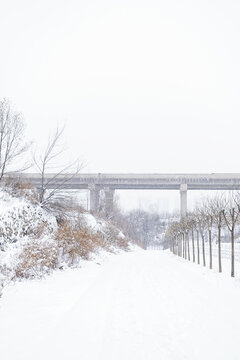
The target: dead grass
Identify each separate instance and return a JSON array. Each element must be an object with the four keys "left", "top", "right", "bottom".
[
  {"left": 101, "top": 221, "right": 129, "bottom": 250},
  {"left": 4, "top": 177, "right": 39, "bottom": 204},
  {"left": 54, "top": 221, "right": 108, "bottom": 264},
  {"left": 55, "top": 218, "right": 130, "bottom": 264},
  {"left": 10, "top": 211, "right": 130, "bottom": 280},
  {"left": 15, "top": 240, "right": 59, "bottom": 279}
]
